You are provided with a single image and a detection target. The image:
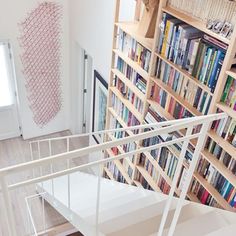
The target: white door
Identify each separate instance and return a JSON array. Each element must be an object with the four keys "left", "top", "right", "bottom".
[{"left": 0, "top": 42, "right": 21, "bottom": 140}]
